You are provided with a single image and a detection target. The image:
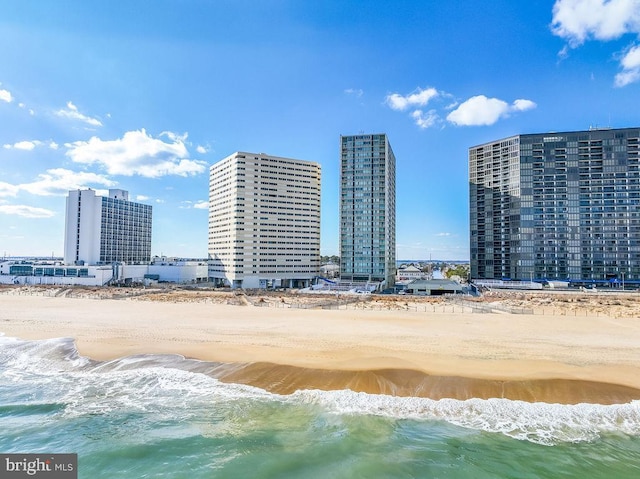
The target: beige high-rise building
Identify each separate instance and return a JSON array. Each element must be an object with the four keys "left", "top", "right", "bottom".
[{"left": 208, "top": 152, "right": 321, "bottom": 289}]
